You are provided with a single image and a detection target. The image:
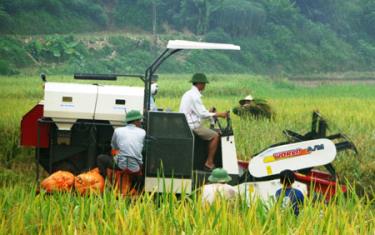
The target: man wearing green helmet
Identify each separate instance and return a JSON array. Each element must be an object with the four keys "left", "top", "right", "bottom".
[
  {"left": 201, "top": 168, "right": 237, "bottom": 204},
  {"left": 97, "top": 110, "right": 146, "bottom": 180},
  {"left": 179, "top": 73, "right": 228, "bottom": 171}
]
